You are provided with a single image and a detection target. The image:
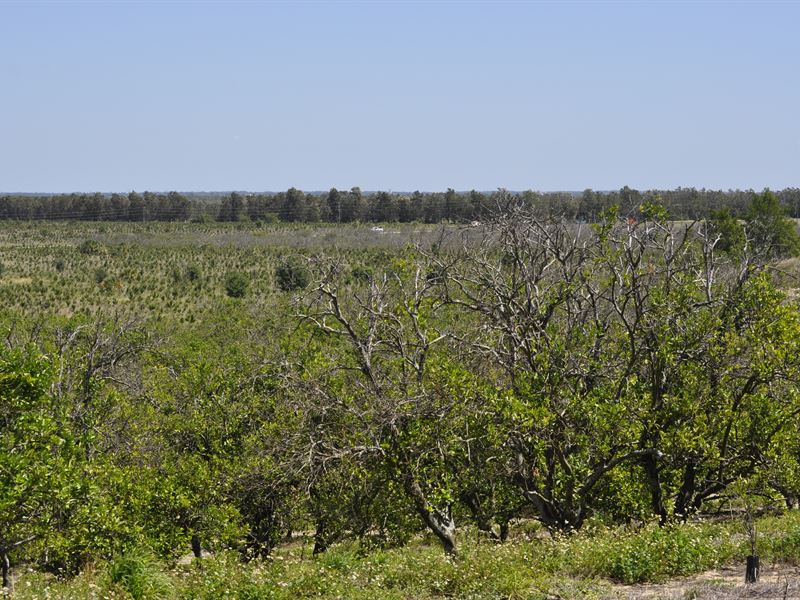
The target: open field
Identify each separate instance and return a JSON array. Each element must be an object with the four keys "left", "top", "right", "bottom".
[
  {"left": 4, "top": 218, "right": 800, "bottom": 320},
  {"left": 0, "top": 221, "right": 456, "bottom": 320}
]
